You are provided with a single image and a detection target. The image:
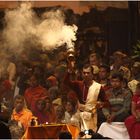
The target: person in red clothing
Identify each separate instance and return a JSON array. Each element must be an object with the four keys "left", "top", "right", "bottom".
[
  {"left": 33, "top": 97, "right": 56, "bottom": 124},
  {"left": 45, "top": 97, "right": 56, "bottom": 123},
  {"left": 33, "top": 98, "right": 49, "bottom": 124},
  {"left": 125, "top": 83, "right": 140, "bottom": 139},
  {"left": 24, "top": 74, "right": 49, "bottom": 112},
  {"left": 64, "top": 63, "right": 107, "bottom": 131},
  {"left": 0, "top": 79, "right": 12, "bottom": 102}
]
